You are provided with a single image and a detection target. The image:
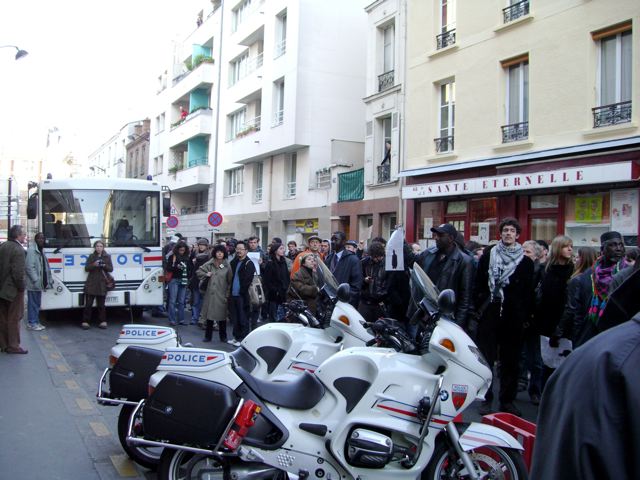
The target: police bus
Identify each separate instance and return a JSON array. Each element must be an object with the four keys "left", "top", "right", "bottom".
[{"left": 27, "top": 177, "right": 170, "bottom": 315}]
